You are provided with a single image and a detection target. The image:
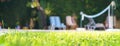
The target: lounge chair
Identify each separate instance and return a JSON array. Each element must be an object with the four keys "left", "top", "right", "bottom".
[
  {"left": 85, "top": 18, "right": 105, "bottom": 30},
  {"left": 49, "top": 16, "right": 66, "bottom": 30},
  {"left": 95, "top": 23, "right": 105, "bottom": 30},
  {"left": 66, "top": 16, "right": 78, "bottom": 29},
  {"left": 85, "top": 18, "right": 96, "bottom": 30}
]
